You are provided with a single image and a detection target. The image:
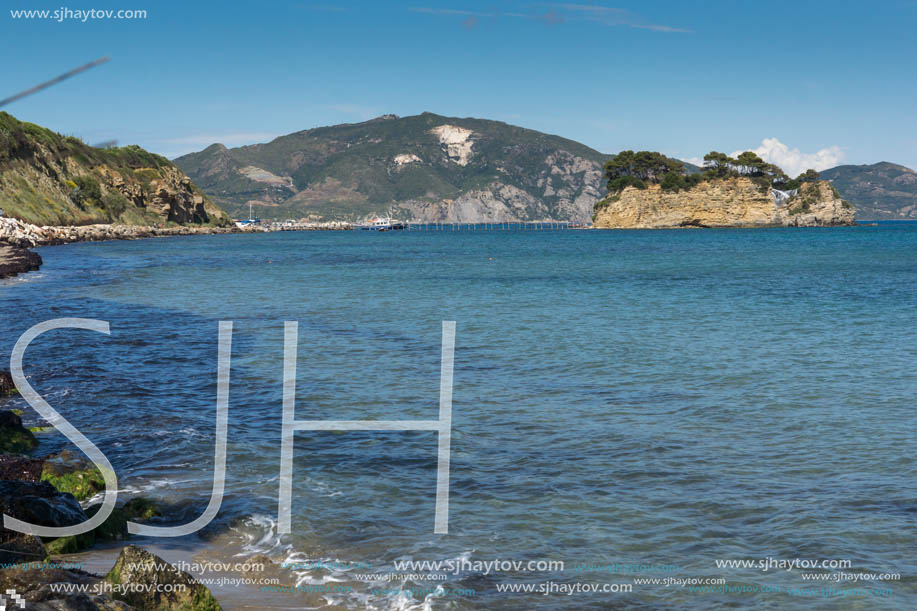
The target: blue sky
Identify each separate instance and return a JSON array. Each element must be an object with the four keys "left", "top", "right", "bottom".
[{"left": 2, "top": 0, "right": 916, "bottom": 172}]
